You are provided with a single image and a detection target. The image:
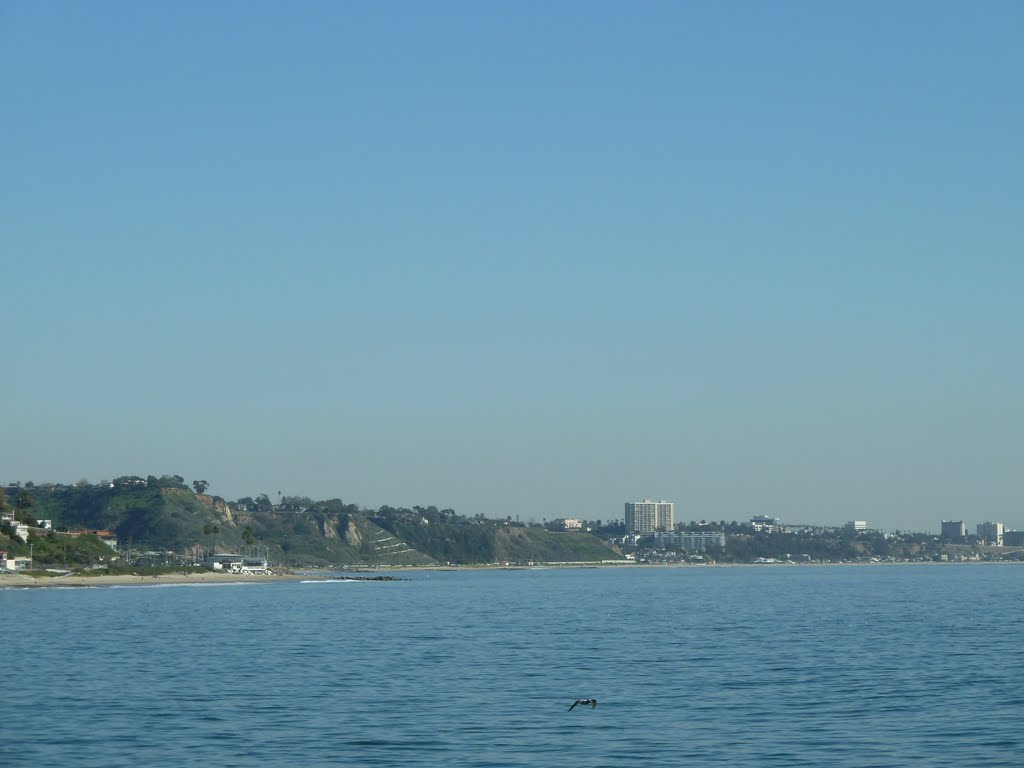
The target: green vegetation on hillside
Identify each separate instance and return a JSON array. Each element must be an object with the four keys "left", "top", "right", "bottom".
[
  {"left": 370, "top": 506, "right": 623, "bottom": 564},
  {"left": 3, "top": 478, "right": 622, "bottom": 567}
]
